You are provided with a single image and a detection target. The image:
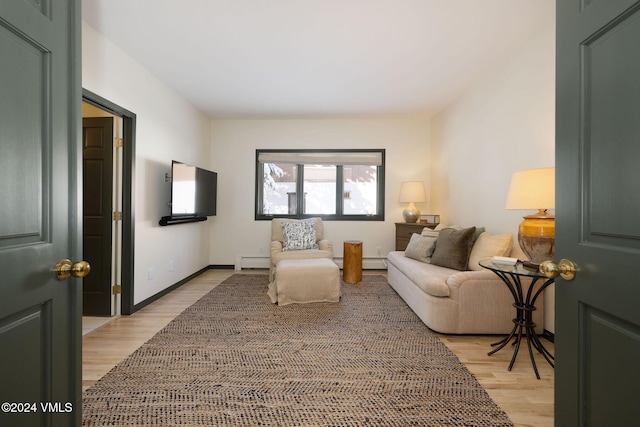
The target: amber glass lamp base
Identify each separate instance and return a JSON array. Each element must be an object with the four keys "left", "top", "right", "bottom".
[{"left": 518, "top": 211, "right": 555, "bottom": 266}]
